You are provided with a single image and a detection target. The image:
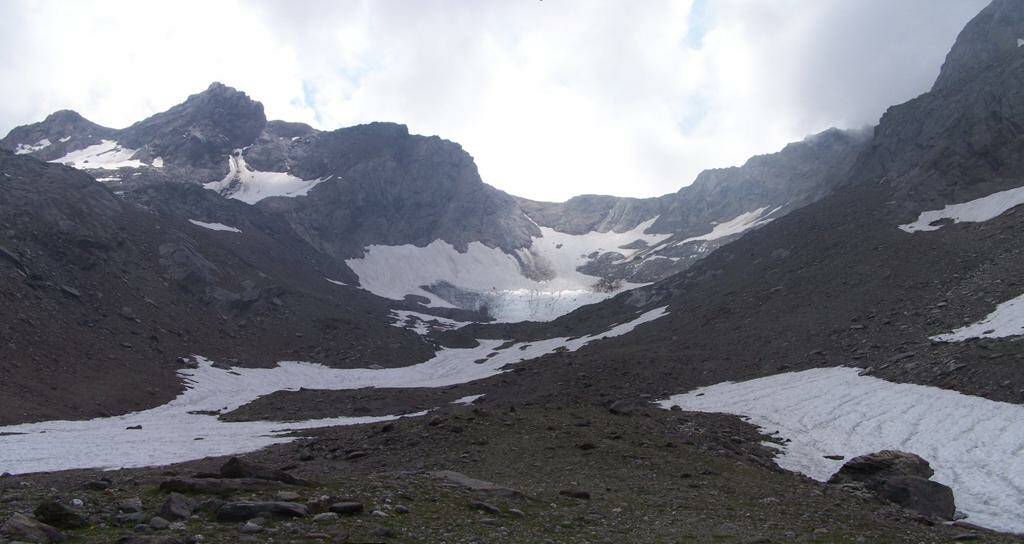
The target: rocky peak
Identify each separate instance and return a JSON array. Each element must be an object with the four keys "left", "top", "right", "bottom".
[
  {"left": 119, "top": 82, "right": 266, "bottom": 170},
  {"left": 933, "top": 0, "right": 1024, "bottom": 92}
]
